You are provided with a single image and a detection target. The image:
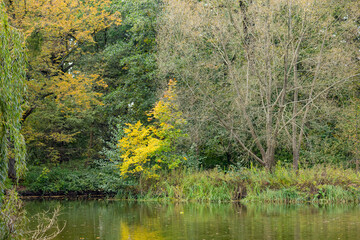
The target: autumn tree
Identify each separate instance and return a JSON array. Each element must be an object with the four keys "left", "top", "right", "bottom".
[
  {"left": 4, "top": 0, "right": 121, "bottom": 164},
  {"left": 118, "top": 80, "right": 186, "bottom": 179},
  {"left": 158, "top": 0, "right": 360, "bottom": 170}
]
